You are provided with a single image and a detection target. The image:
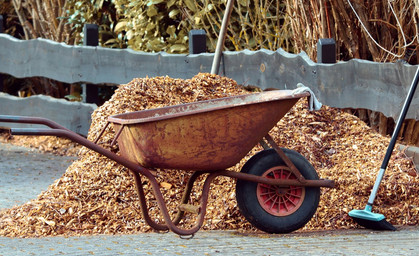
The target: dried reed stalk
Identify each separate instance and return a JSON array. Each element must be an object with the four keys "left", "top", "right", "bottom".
[
  {"left": 190, "top": 0, "right": 293, "bottom": 52},
  {"left": 286, "top": 0, "right": 419, "bottom": 63},
  {"left": 11, "top": 0, "right": 73, "bottom": 44},
  {"left": 9, "top": 0, "right": 74, "bottom": 98}
]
